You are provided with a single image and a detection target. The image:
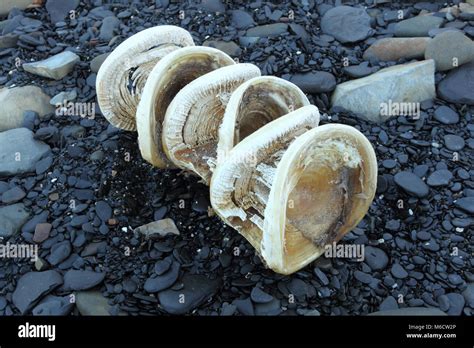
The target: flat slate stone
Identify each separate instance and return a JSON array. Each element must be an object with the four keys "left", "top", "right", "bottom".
[
  {"left": 63, "top": 270, "right": 106, "bottom": 291},
  {"left": 364, "top": 246, "right": 389, "bottom": 271},
  {"left": 427, "top": 170, "right": 453, "bottom": 187},
  {"left": 12, "top": 270, "right": 63, "bottom": 314},
  {"left": 394, "top": 15, "right": 444, "bottom": 37},
  {"left": 0, "top": 128, "right": 51, "bottom": 176},
  {"left": 1, "top": 186, "right": 26, "bottom": 204},
  {"left": 32, "top": 295, "right": 74, "bottom": 316},
  {"left": 231, "top": 10, "right": 255, "bottom": 29},
  {"left": 438, "top": 61, "right": 474, "bottom": 105},
  {"left": 254, "top": 298, "right": 282, "bottom": 315},
  {"left": 250, "top": 287, "right": 273, "bottom": 304},
  {"left": 23, "top": 51, "right": 80, "bottom": 80},
  {"left": 0, "top": 203, "right": 30, "bottom": 238},
  {"left": 394, "top": 171, "right": 430, "bottom": 198},
  {"left": 287, "top": 71, "right": 336, "bottom": 93},
  {"left": 246, "top": 23, "right": 288, "bottom": 37},
  {"left": 433, "top": 105, "right": 459, "bottom": 124},
  {"left": 454, "top": 197, "right": 474, "bottom": 214},
  {"left": 158, "top": 275, "right": 220, "bottom": 314},
  {"left": 144, "top": 262, "right": 180, "bottom": 293}
]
